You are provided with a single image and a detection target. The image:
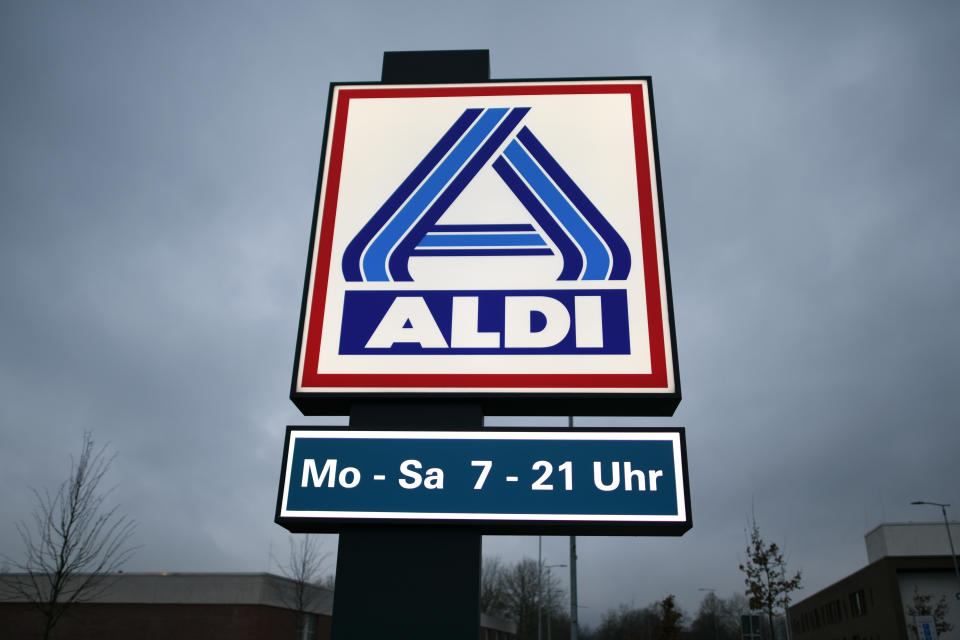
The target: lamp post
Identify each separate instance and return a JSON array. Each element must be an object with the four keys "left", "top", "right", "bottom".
[
  {"left": 910, "top": 500, "right": 960, "bottom": 597},
  {"left": 698, "top": 588, "right": 719, "bottom": 640},
  {"left": 544, "top": 563, "right": 567, "bottom": 640},
  {"left": 568, "top": 415, "right": 579, "bottom": 640},
  {"left": 569, "top": 536, "right": 578, "bottom": 640},
  {"left": 537, "top": 537, "right": 542, "bottom": 640}
]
